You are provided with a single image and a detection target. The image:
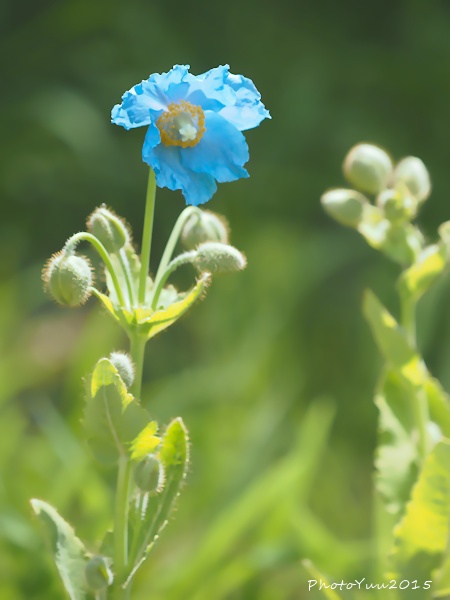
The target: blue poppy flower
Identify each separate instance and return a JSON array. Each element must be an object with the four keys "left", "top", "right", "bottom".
[{"left": 112, "top": 65, "right": 270, "bottom": 205}]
